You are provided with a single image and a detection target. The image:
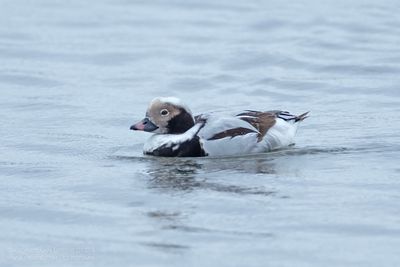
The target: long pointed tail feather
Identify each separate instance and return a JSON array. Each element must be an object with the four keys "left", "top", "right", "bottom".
[
  {"left": 295, "top": 111, "right": 309, "bottom": 122},
  {"left": 277, "top": 111, "right": 309, "bottom": 122}
]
